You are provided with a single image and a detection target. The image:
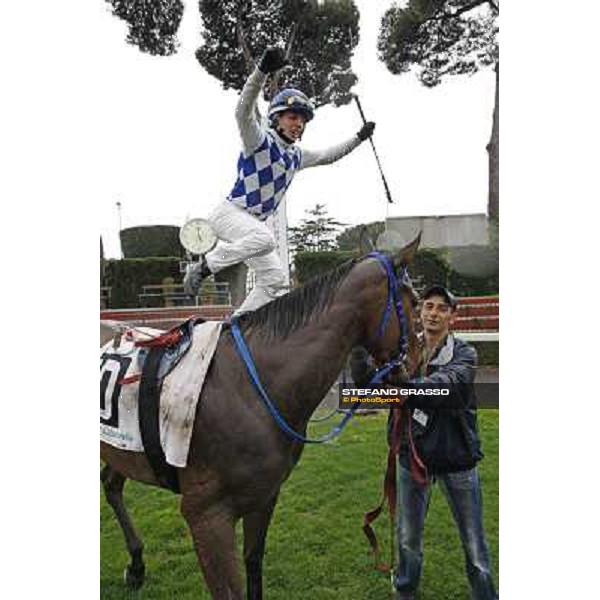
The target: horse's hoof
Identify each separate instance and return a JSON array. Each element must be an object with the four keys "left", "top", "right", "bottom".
[{"left": 123, "top": 564, "right": 145, "bottom": 590}]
